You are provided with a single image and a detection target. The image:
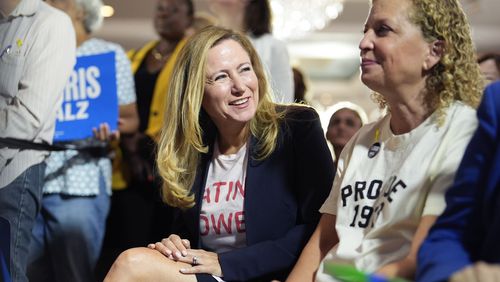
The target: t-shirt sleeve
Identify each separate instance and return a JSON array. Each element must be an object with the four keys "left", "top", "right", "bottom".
[
  {"left": 319, "top": 181, "right": 338, "bottom": 215},
  {"left": 422, "top": 107, "right": 478, "bottom": 216},
  {"left": 319, "top": 133, "right": 358, "bottom": 215}
]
